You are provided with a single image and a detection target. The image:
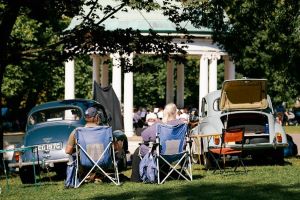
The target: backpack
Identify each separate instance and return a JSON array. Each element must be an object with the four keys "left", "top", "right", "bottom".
[
  {"left": 139, "top": 152, "right": 157, "bottom": 183},
  {"left": 284, "top": 134, "right": 298, "bottom": 157}
]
